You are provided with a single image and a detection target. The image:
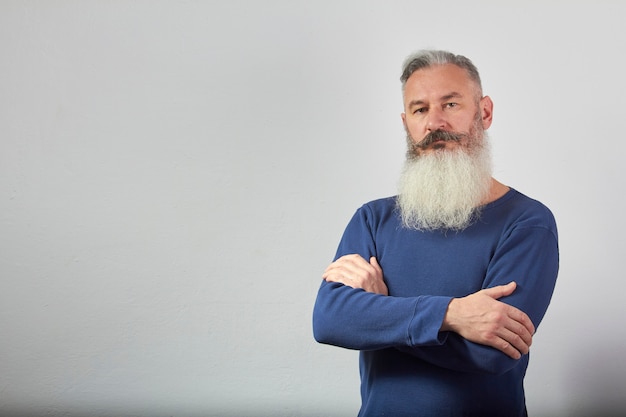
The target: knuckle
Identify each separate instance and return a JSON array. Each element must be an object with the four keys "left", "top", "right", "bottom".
[
  {"left": 489, "top": 312, "right": 506, "bottom": 326},
  {"left": 484, "top": 332, "right": 498, "bottom": 343},
  {"left": 485, "top": 323, "right": 499, "bottom": 335}
]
